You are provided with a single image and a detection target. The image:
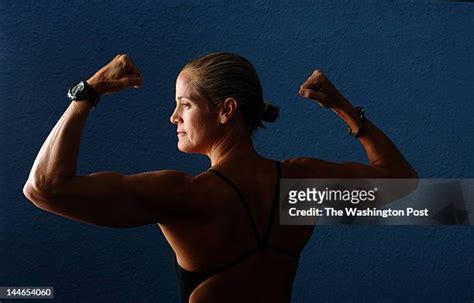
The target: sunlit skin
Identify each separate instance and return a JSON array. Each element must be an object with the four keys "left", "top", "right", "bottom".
[
  {"left": 23, "top": 54, "right": 417, "bottom": 303},
  {"left": 171, "top": 68, "right": 263, "bottom": 167},
  {"left": 171, "top": 69, "right": 222, "bottom": 155}
]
